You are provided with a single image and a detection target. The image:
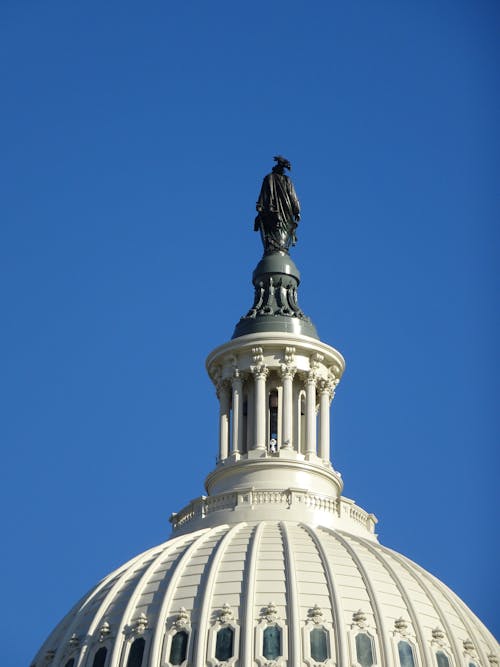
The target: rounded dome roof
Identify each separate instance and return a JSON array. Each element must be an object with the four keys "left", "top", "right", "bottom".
[{"left": 34, "top": 520, "right": 497, "bottom": 667}]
